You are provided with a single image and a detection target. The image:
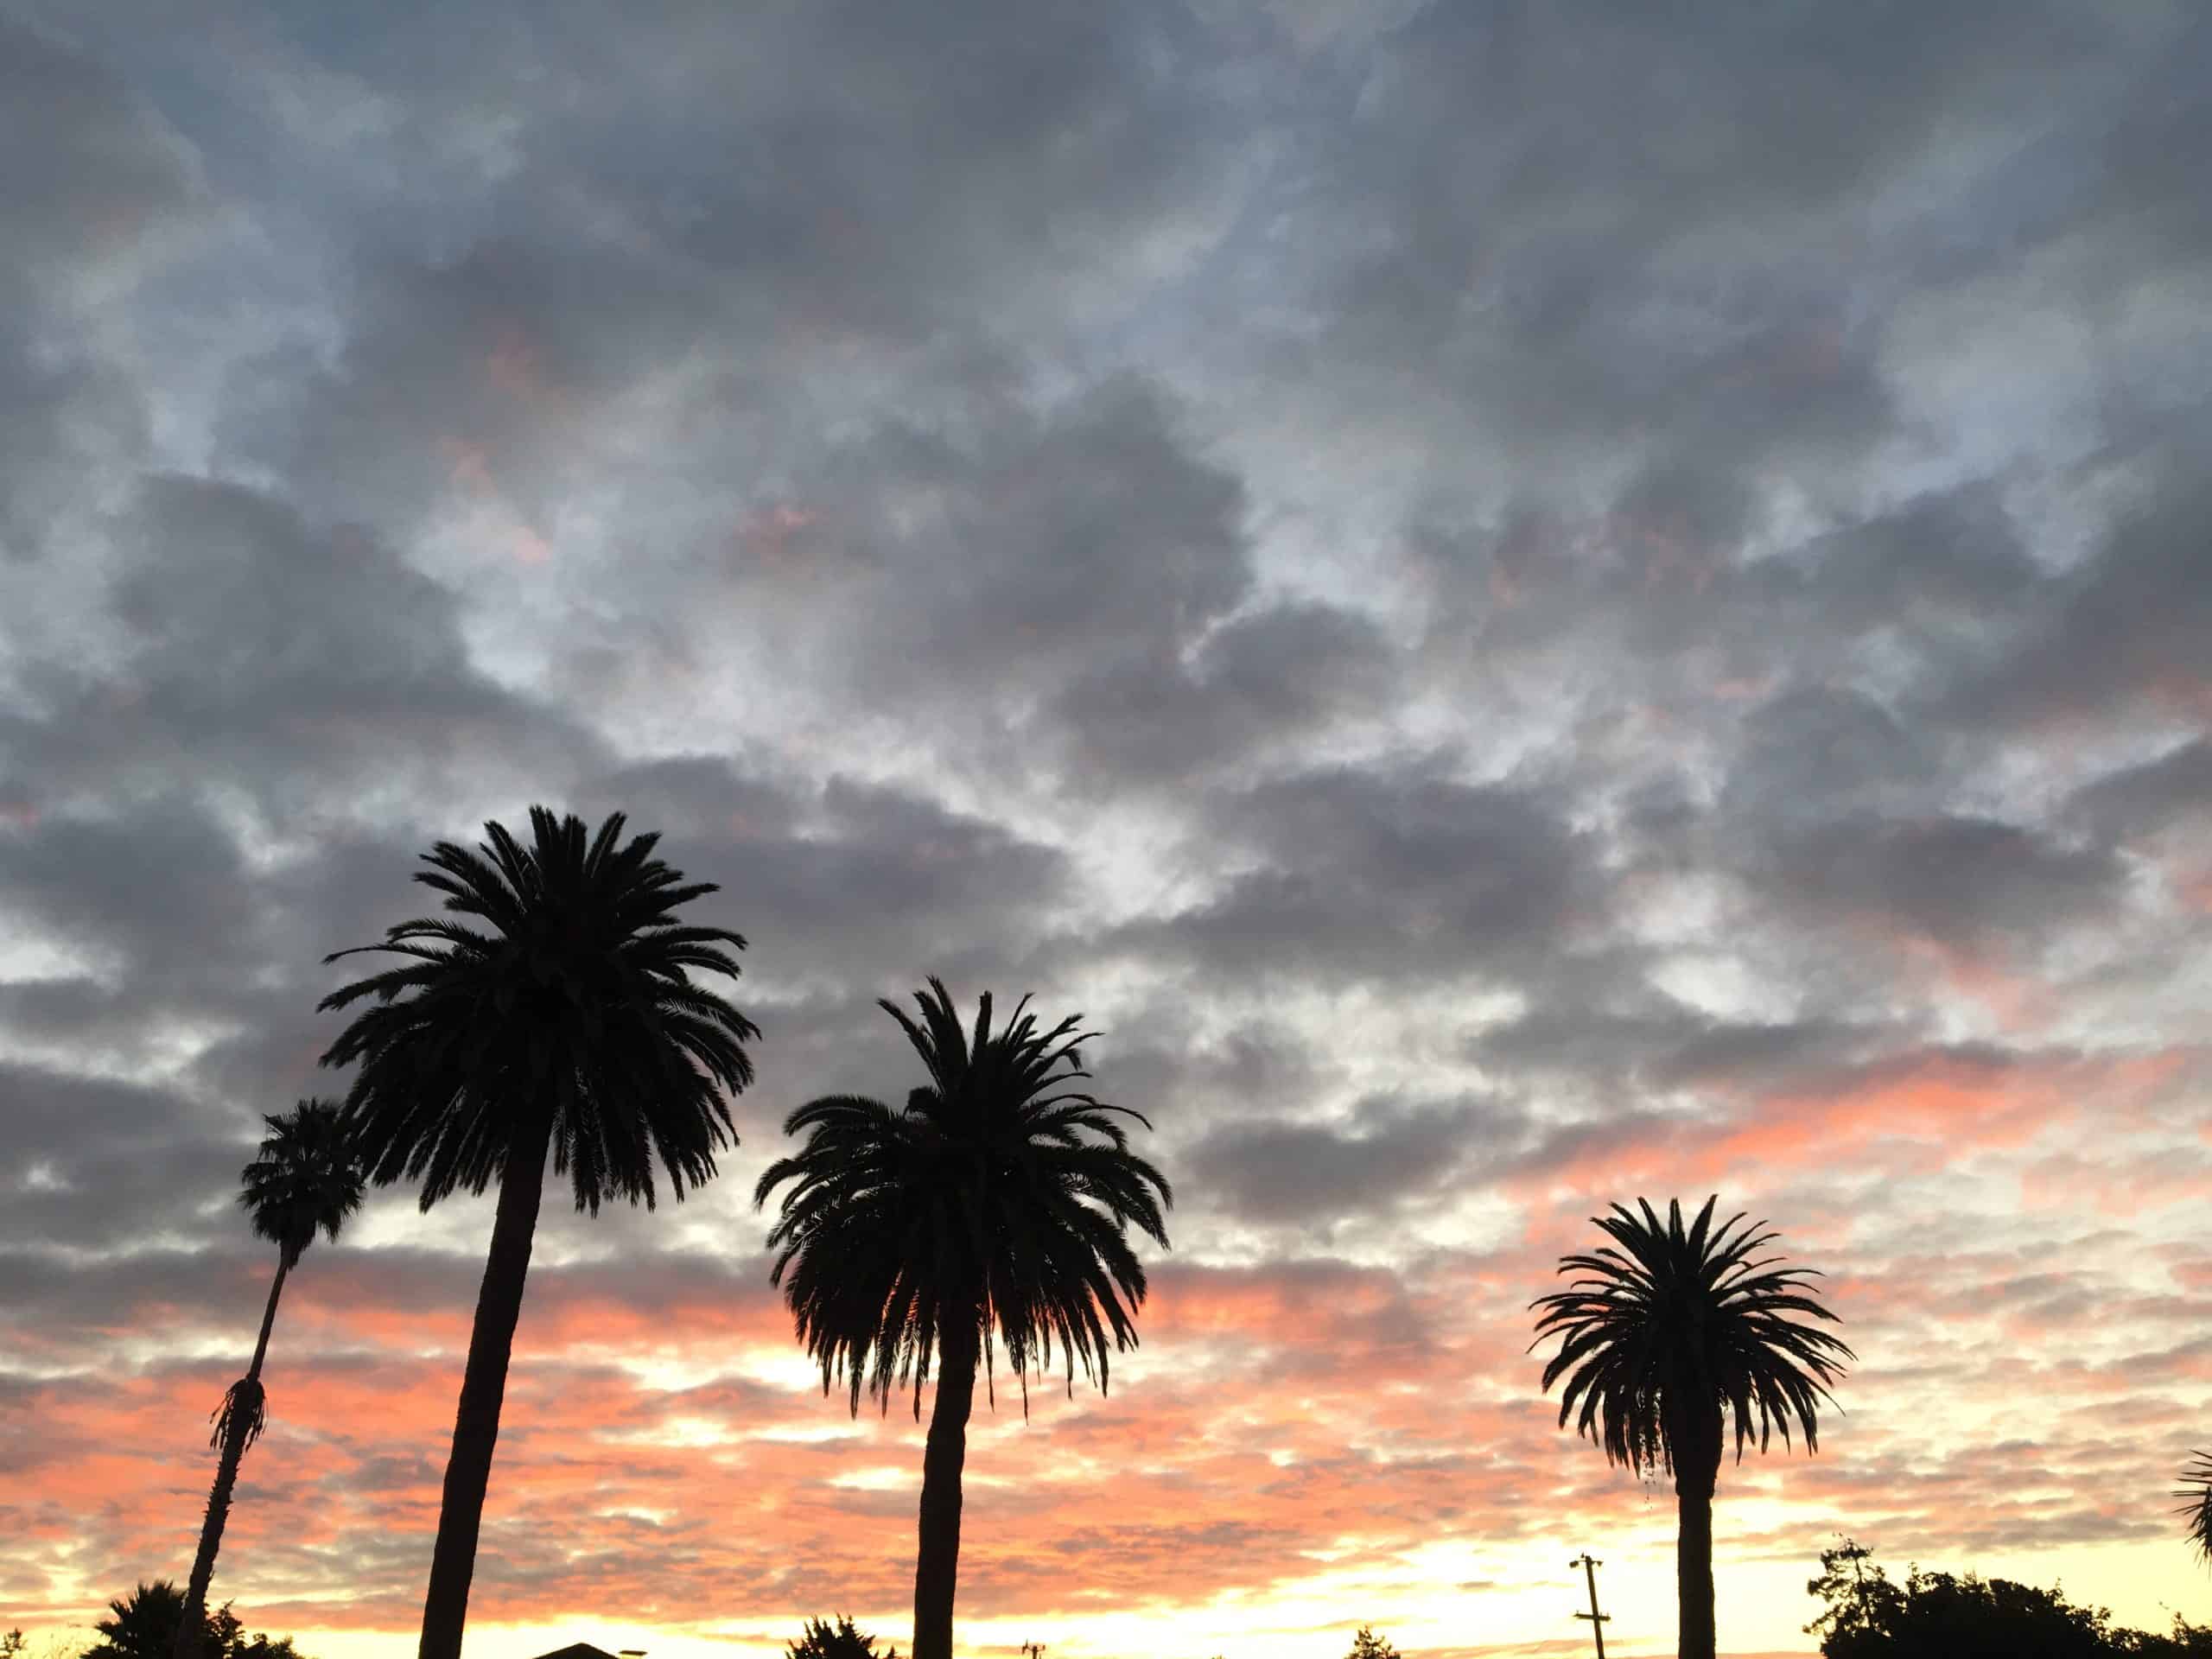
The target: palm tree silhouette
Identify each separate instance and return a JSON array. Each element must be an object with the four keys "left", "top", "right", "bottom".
[
  {"left": 91, "top": 1582, "right": 200, "bottom": 1658},
  {"left": 2177, "top": 1450, "right": 2212, "bottom": 1562},
  {"left": 174, "top": 1099, "right": 364, "bottom": 1659},
  {"left": 754, "top": 980, "right": 1171, "bottom": 1659},
  {"left": 1530, "top": 1195, "right": 1850, "bottom": 1659},
  {"left": 319, "top": 808, "right": 758, "bottom": 1659}
]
